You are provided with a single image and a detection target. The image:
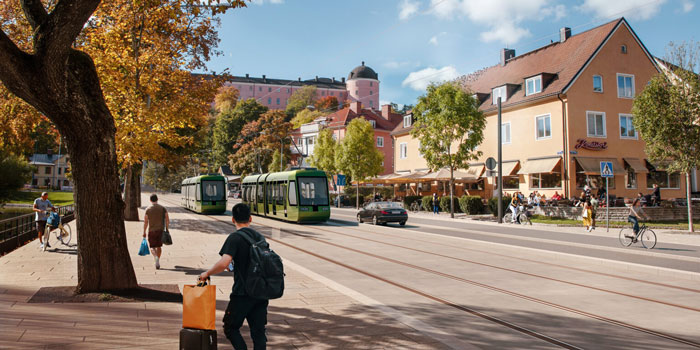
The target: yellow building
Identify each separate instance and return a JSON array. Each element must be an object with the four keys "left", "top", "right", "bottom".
[{"left": 392, "top": 18, "right": 698, "bottom": 201}]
